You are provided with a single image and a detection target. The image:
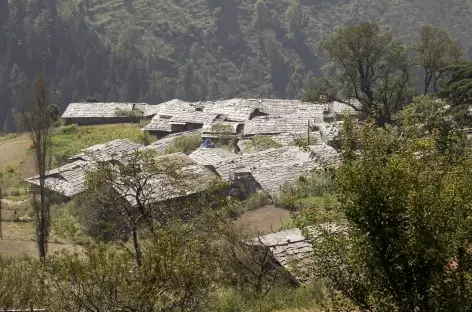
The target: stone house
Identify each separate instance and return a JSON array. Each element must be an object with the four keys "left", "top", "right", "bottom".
[
  {"left": 250, "top": 223, "right": 345, "bottom": 285},
  {"left": 62, "top": 102, "right": 159, "bottom": 125}
]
